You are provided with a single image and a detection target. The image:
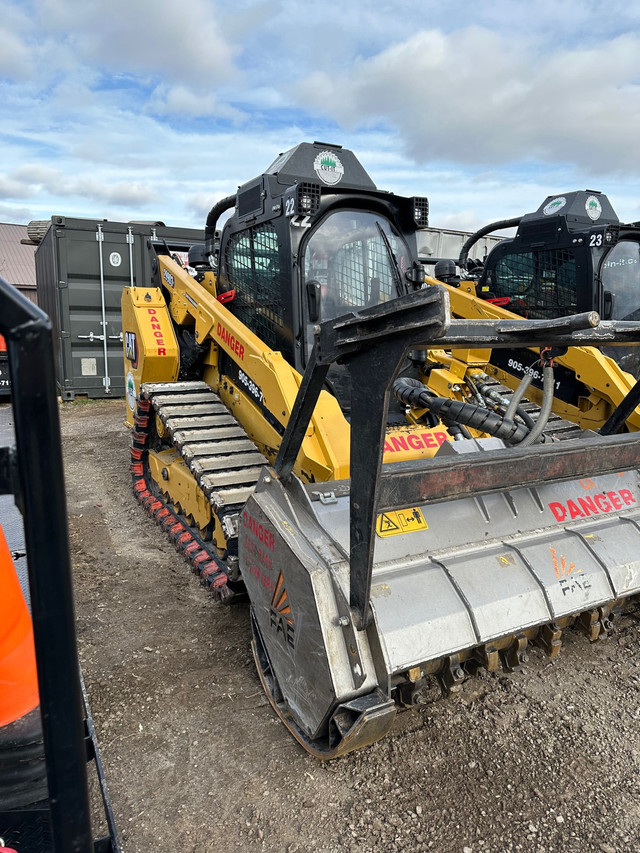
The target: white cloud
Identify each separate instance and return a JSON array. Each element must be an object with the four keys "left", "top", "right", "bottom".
[
  {"left": 0, "top": 1, "right": 36, "bottom": 78},
  {"left": 0, "top": 203, "right": 34, "bottom": 223},
  {"left": 5, "top": 162, "right": 161, "bottom": 209},
  {"left": 295, "top": 27, "right": 640, "bottom": 174},
  {"left": 0, "top": 173, "right": 35, "bottom": 199},
  {"left": 147, "top": 84, "right": 246, "bottom": 121},
  {"left": 38, "top": 0, "right": 237, "bottom": 85},
  {"left": 0, "top": 27, "right": 33, "bottom": 79}
]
